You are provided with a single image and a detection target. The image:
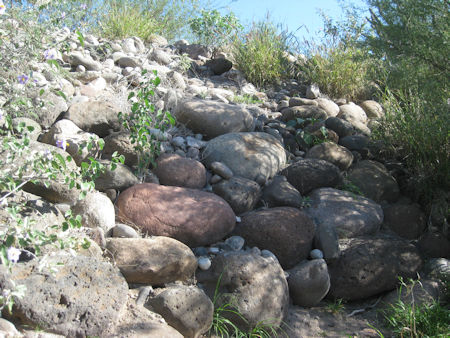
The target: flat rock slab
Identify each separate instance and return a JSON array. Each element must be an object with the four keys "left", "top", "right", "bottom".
[
  {"left": 0, "top": 254, "right": 128, "bottom": 337},
  {"left": 305, "top": 188, "right": 383, "bottom": 238},
  {"left": 106, "top": 237, "right": 197, "bottom": 285},
  {"left": 175, "top": 99, "right": 254, "bottom": 138},
  {"left": 203, "top": 132, "right": 286, "bottom": 183},
  {"left": 116, "top": 183, "right": 236, "bottom": 247}
]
